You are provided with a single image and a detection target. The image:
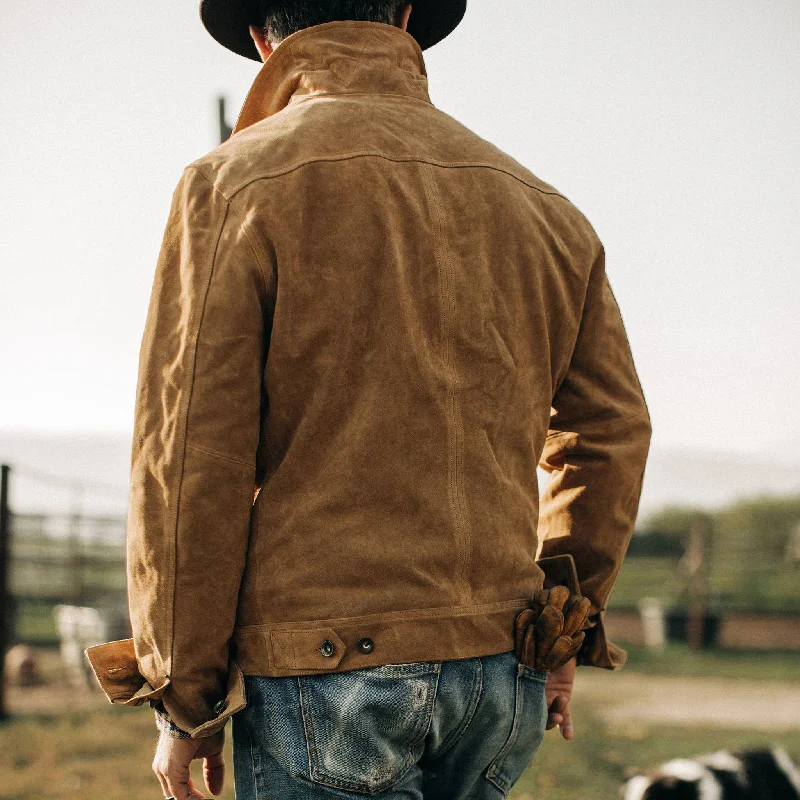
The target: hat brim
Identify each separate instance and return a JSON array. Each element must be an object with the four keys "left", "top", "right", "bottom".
[{"left": 199, "top": 0, "right": 466, "bottom": 61}]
